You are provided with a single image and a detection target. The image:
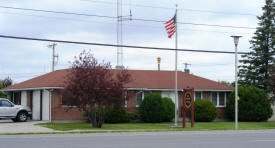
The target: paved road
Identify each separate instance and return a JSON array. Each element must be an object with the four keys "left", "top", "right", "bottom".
[{"left": 1, "top": 130, "right": 275, "bottom": 148}]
